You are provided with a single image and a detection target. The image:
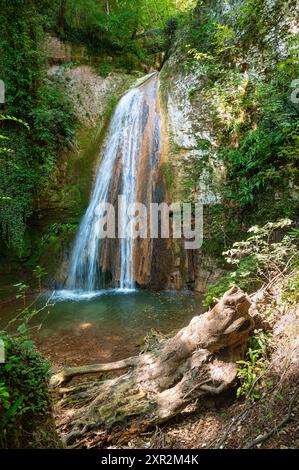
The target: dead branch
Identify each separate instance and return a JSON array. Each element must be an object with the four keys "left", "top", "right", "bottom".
[{"left": 244, "top": 388, "right": 299, "bottom": 449}]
